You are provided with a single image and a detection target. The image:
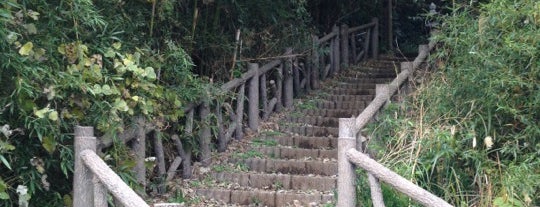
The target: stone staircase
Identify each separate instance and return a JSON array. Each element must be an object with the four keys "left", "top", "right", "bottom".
[{"left": 193, "top": 56, "right": 408, "bottom": 206}]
